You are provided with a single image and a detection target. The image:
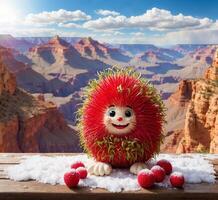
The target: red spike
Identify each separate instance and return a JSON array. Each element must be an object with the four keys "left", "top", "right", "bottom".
[{"left": 82, "top": 73, "right": 163, "bottom": 167}]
